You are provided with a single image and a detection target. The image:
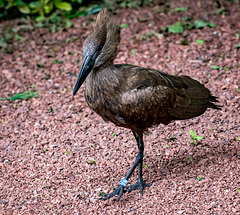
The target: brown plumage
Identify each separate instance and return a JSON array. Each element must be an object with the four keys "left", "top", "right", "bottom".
[{"left": 73, "top": 6, "right": 221, "bottom": 201}]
